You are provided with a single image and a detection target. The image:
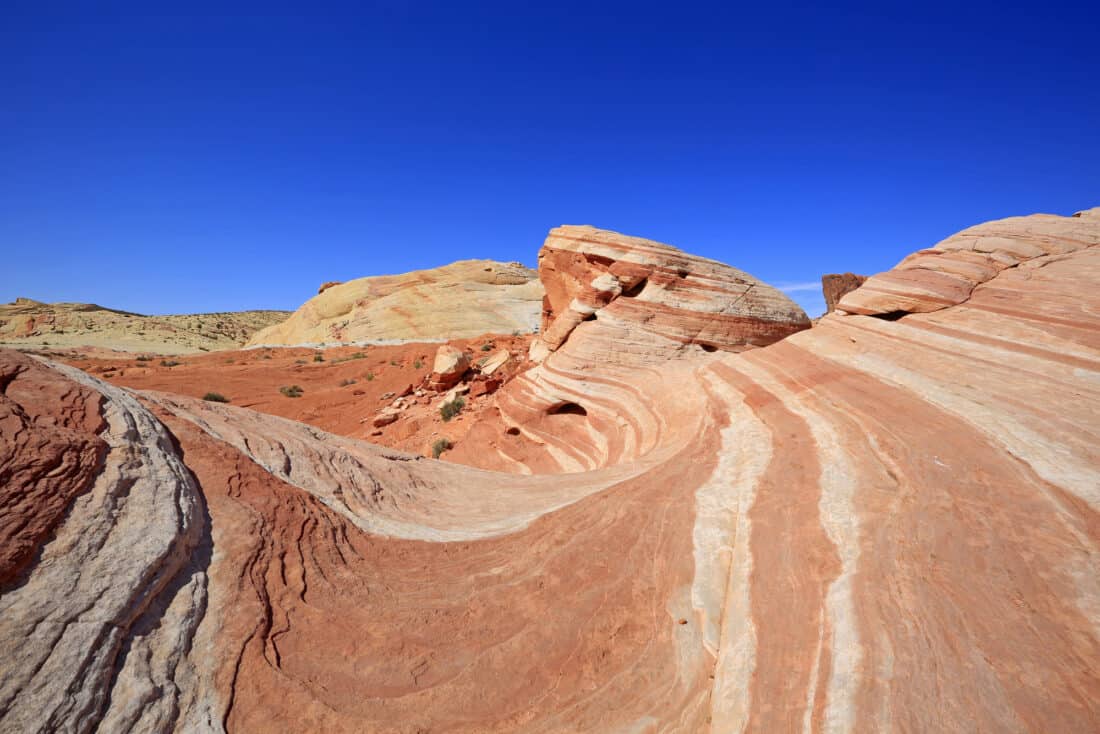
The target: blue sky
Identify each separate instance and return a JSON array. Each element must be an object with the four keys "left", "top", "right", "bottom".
[{"left": 2, "top": 1, "right": 1097, "bottom": 317}]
